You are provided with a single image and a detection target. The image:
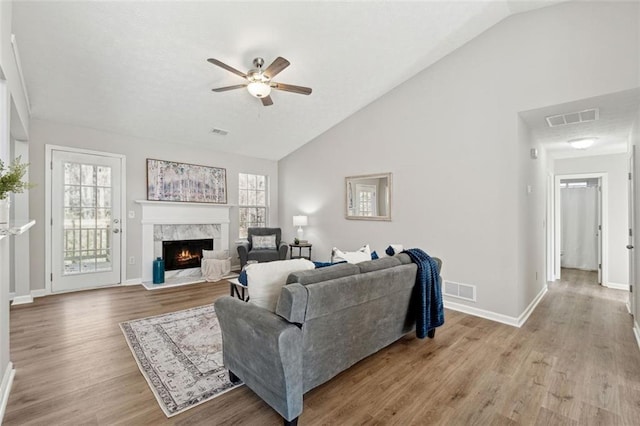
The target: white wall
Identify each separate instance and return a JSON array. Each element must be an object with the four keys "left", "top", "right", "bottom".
[
  {"left": 278, "top": 1, "right": 640, "bottom": 319},
  {"left": 517, "top": 117, "right": 547, "bottom": 315},
  {"left": 554, "top": 154, "right": 629, "bottom": 287},
  {"left": 630, "top": 116, "right": 640, "bottom": 338},
  {"left": 0, "top": 0, "right": 29, "bottom": 139},
  {"left": 27, "top": 119, "right": 279, "bottom": 289}
]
